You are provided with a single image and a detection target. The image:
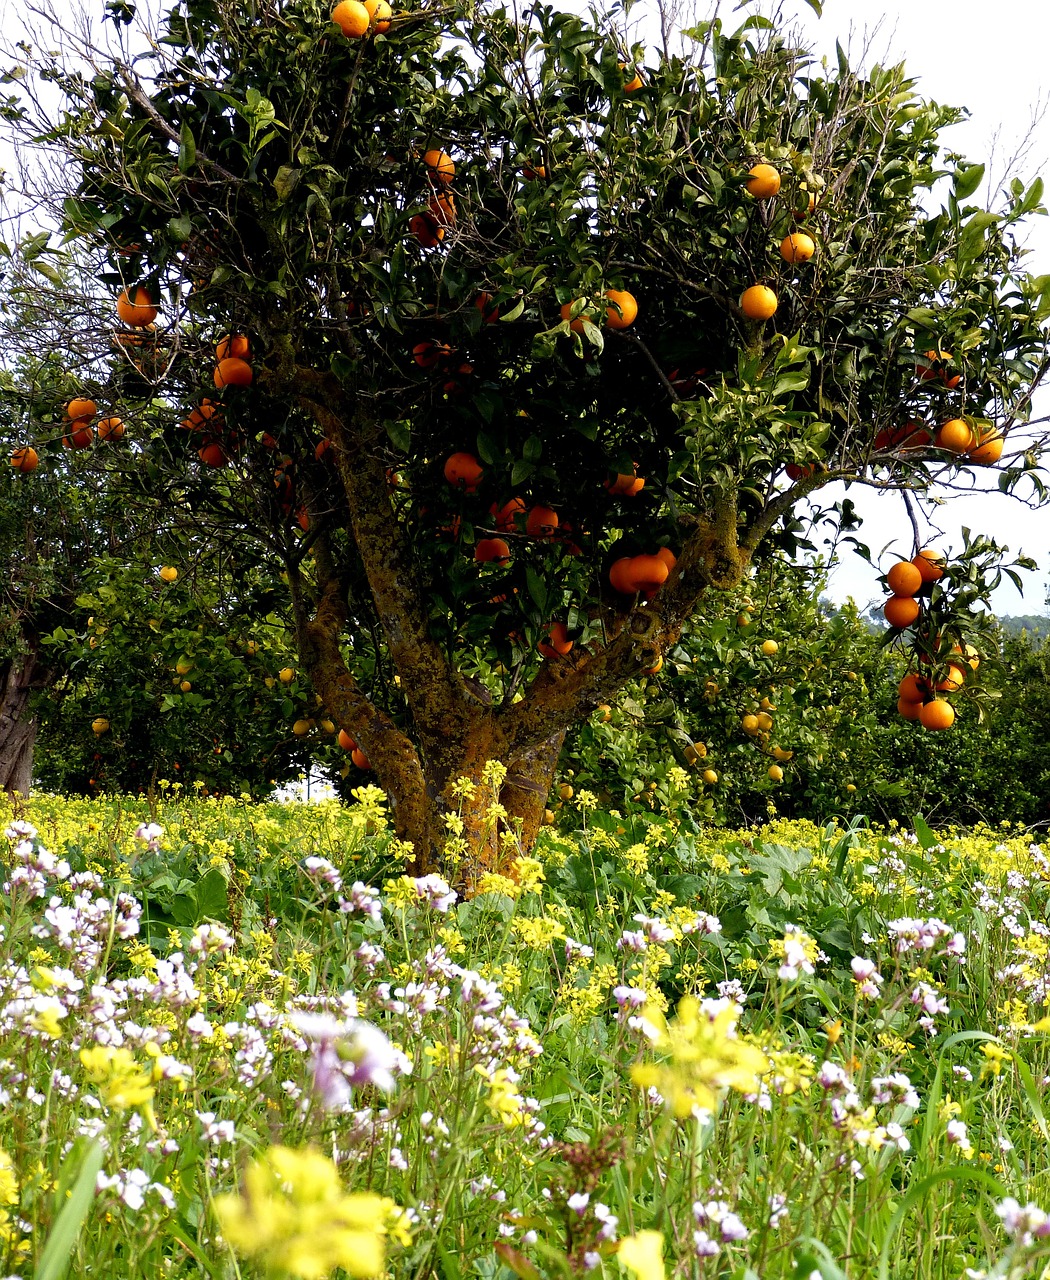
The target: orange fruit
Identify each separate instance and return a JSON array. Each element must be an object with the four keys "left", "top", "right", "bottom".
[
  {"left": 884, "top": 596, "right": 920, "bottom": 628},
  {"left": 198, "top": 442, "right": 229, "bottom": 467},
  {"left": 897, "top": 697, "right": 923, "bottom": 720},
  {"left": 216, "top": 334, "right": 251, "bottom": 361},
  {"left": 428, "top": 191, "right": 456, "bottom": 226},
  {"left": 63, "top": 425, "right": 94, "bottom": 449},
  {"left": 898, "top": 672, "right": 930, "bottom": 702},
  {"left": 362, "top": 0, "right": 391, "bottom": 29},
  {"left": 116, "top": 286, "right": 158, "bottom": 327},
  {"left": 912, "top": 548, "right": 946, "bottom": 583},
  {"left": 475, "top": 293, "right": 499, "bottom": 323},
  {"left": 332, "top": 0, "right": 370, "bottom": 36},
  {"left": 66, "top": 398, "right": 97, "bottom": 421},
  {"left": 625, "top": 553, "right": 669, "bottom": 597},
  {"left": 337, "top": 729, "right": 356, "bottom": 750},
  {"left": 10, "top": 446, "right": 38, "bottom": 472},
  {"left": 623, "top": 69, "right": 643, "bottom": 92},
  {"left": 214, "top": 357, "right": 253, "bottom": 388},
  {"left": 96, "top": 416, "right": 125, "bottom": 442},
  {"left": 935, "top": 418, "right": 976, "bottom": 453},
  {"left": 185, "top": 400, "right": 221, "bottom": 431},
  {"left": 410, "top": 212, "right": 443, "bottom": 246},
  {"left": 538, "top": 621, "right": 573, "bottom": 659},
  {"left": 608, "top": 557, "right": 635, "bottom": 594},
  {"left": 916, "top": 350, "right": 961, "bottom": 388},
  {"left": 740, "top": 285, "right": 777, "bottom": 320},
  {"left": 968, "top": 429, "right": 1004, "bottom": 465},
  {"left": 886, "top": 560, "right": 923, "bottom": 597},
  {"left": 779, "top": 233, "right": 815, "bottom": 264},
  {"left": 605, "top": 467, "right": 645, "bottom": 496},
  {"left": 526, "top": 506, "right": 558, "bottom": 538},
  {"left": 745, "top": 164, "right": 781, "bottom": 199},
  {"left": 475, "top": 537, "right": 510, "bottom": 564},
  {"left": 491, "top": 497, "right": 526, "bottom": 531},
  {"left": 423, "top": 149, "right": 455, "bottom": 184},
  {"left": 351, "top": 747, "right": 371, "bottom": 769},
  {"left": 919, "top": 699, "right": 955, "bottom": 731},
  {"left": 443, "top": 452, "right": 483, "bottom": 492},
  {"left": 560, "top": 300, "right": 590, "bottom": 333},
  {"left": 605, "top": 288, "right": 637, "bottom": 329},
  {"left": 413, "top": 340, "right": 452, "bottom": 368},
  {"left": 936, "top": 663, "right": 966, "bottom": 692},
  {"left": 655, "top": 547, "right": 677, "bottom": 572}
]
